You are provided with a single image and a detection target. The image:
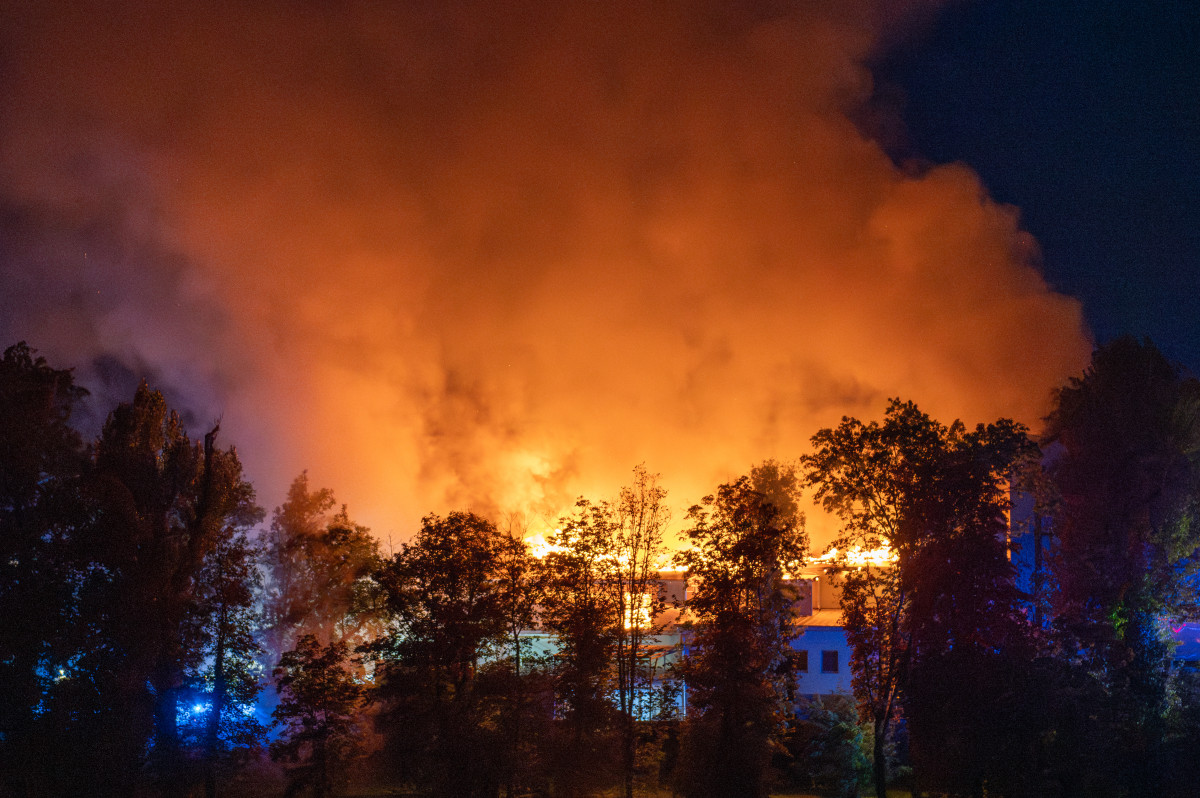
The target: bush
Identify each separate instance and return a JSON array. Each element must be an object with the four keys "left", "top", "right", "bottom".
[{"left": 777, "top": 695, "right": 870, "bottom": 798}]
